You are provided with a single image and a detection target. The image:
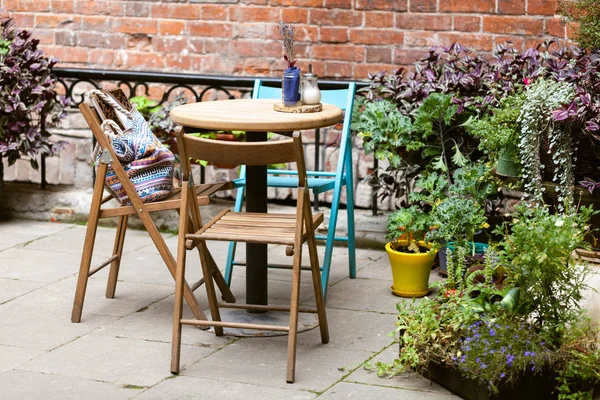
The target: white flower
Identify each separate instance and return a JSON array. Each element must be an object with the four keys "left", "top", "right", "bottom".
[{"left": 555, "top": 219, "right": 564, "bottom": 227}]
